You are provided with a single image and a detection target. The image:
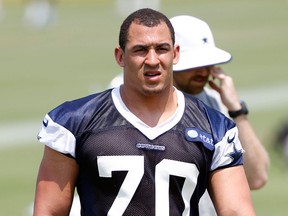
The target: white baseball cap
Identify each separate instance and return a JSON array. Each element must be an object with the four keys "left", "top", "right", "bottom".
[{"left": 170, "top": 15, "right": 232, "bottom": 71}]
